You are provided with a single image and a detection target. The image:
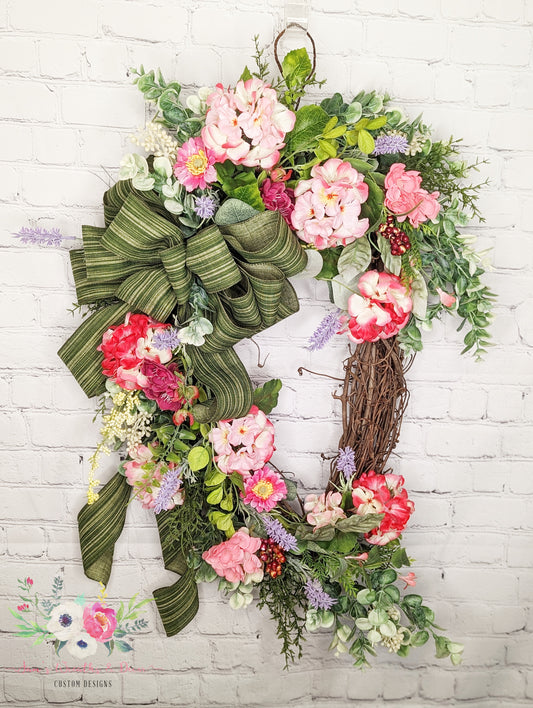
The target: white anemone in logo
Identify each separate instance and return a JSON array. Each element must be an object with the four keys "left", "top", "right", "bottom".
[
  {"left": 46, "top": 602, "right": 83, "bottom": 640},
  {"left": 66, "top": 631, "right": 98, "bottom": 658}
]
